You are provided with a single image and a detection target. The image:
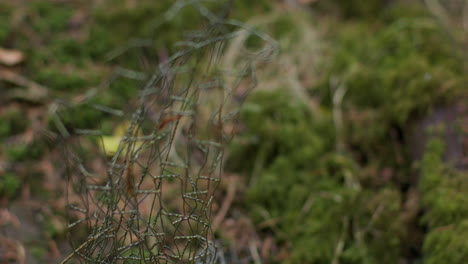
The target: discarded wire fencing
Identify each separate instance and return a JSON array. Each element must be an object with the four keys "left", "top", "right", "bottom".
[{"left": 53, "top": 1, "right": 277, "bottom": 263}]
